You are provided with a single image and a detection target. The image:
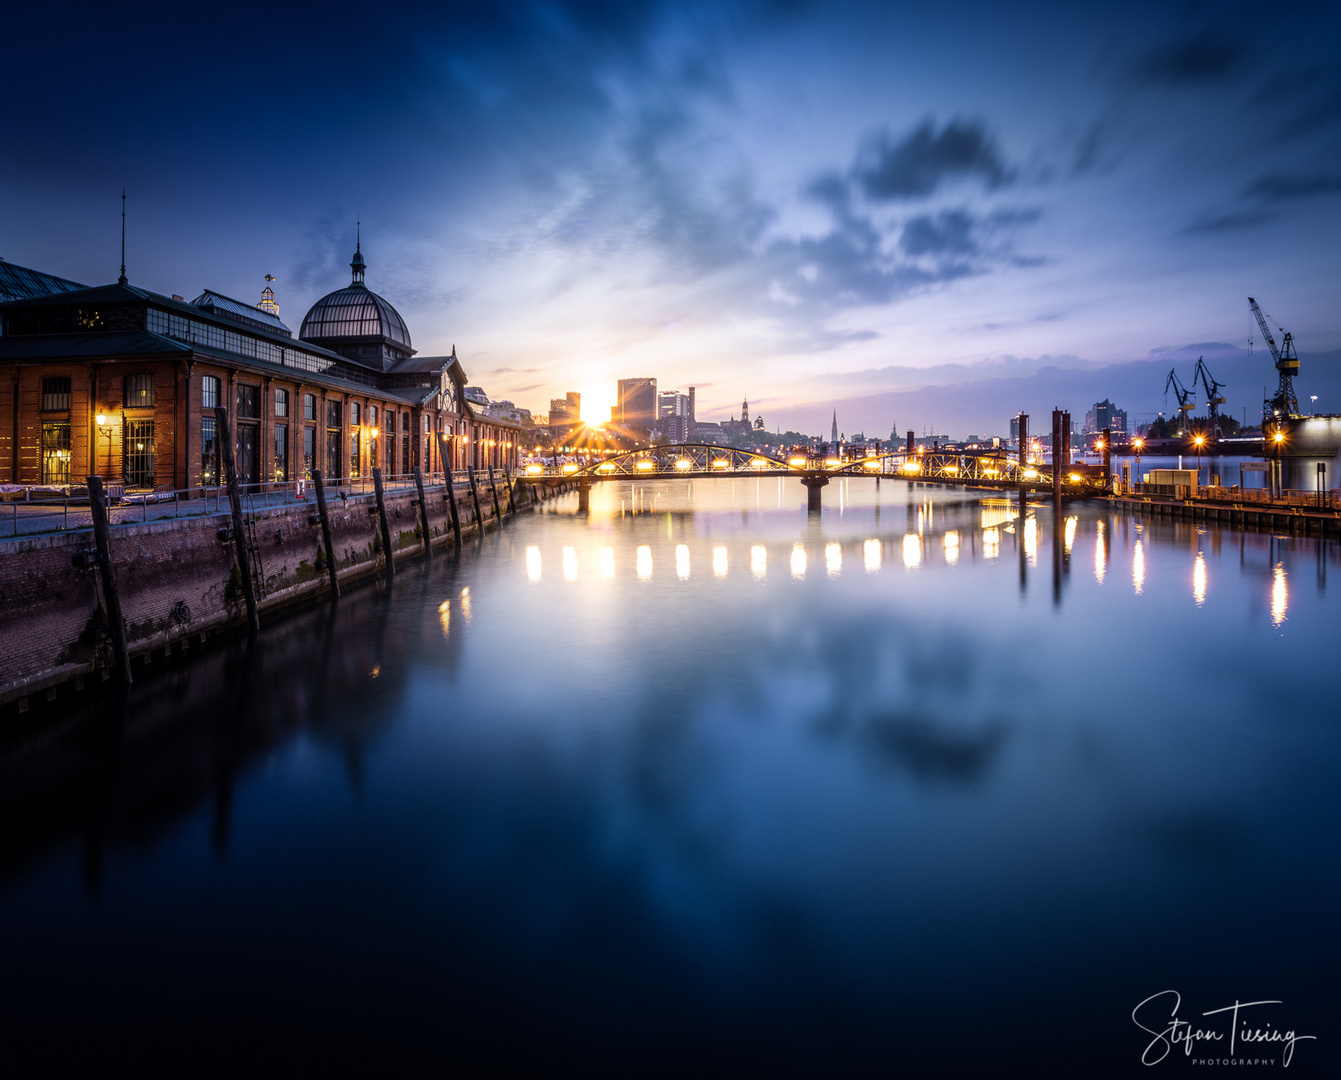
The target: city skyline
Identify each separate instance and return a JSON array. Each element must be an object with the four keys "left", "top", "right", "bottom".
[{"left": 4, "top": 1, "right": 1339, "bottom": 434}]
